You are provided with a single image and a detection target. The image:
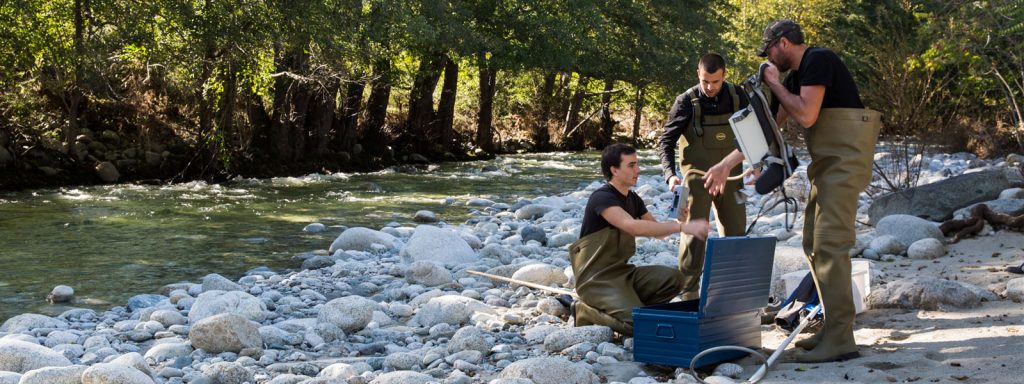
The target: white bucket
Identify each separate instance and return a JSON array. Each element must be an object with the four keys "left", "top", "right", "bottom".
[{"left": 781, "top": 259, "right": 871, "bottom": 314}]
